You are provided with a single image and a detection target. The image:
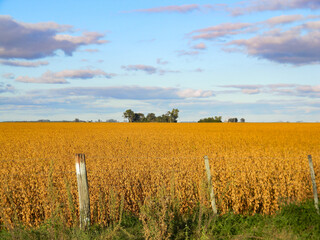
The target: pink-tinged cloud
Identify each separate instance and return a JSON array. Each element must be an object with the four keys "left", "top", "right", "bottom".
[
  {"left": 0, "top": 60, "right": 49, "bottom": 67},
  {"left": 122, "top": 65, "right": 157, "bottom": 74},
  {"left": 190, "top": 22, "right": 253, "bottom": 40},
  {"left": 231, "top": 0, "right": 320, "bottom": 16},
  {"left": 304, "top": 20, "right": 320, "bottom": 30},
  {"left": 16, "top": 74, "right": 68, "bottom": 84},
  {"left": 82, "top": 49, "right": 99, "bottom": 53},
  {"left": 54, "top": 32, "right": 106, "bottom": 45},
  {"left": 241, "top": 88, "right": 260, "bottom": 94},
  {"left": 2, "top": 73, "right": 15, "bottom": 79},
  {"left": 227, "top": 24, "right": 320, "bottom": 65},
  {"left": 264, "top": 14, "right": 304, "bottom": 26},
  {"left": 15, "top": 69, "right": 115, "bottom": 84},
  {"left": 297, "top": 85, "right": 320, "bottom": 93},
  {"left": 126, "top": 4, "right": 215, "bottom": 13},
  {"left": 192, "top": 43, "right": 207, "bottom": 50},
  {"left": 0, "top": 15, "right": 107, "bottom": 60},
  {"left": 292, "top": 85, "right": 320, "bottom": 98},
  {"left": 54, "top": 69, "right": 113, "bottom": 79}
]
